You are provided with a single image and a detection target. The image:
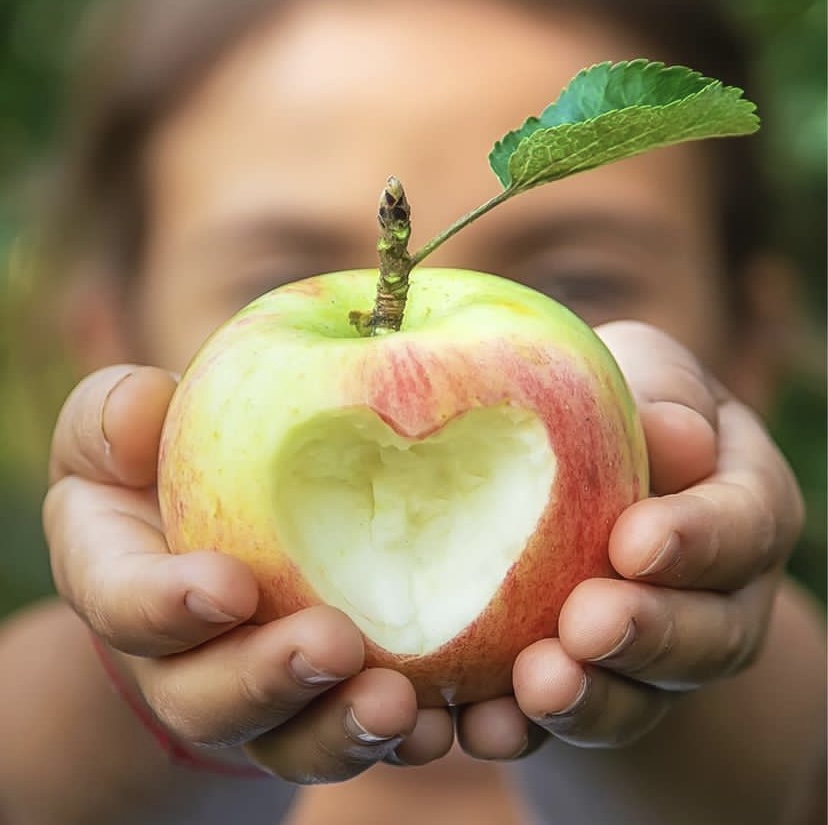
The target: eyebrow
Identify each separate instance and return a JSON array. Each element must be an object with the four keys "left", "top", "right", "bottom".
[
  {"left": 477, "top": 210, "right": 686, "bottom": 264},
  {"left": 194, "top": 207, "right": 687, "bottom": 271},
  {"left": 193, "top": 213, "right": 364, "bottom": 262}
]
